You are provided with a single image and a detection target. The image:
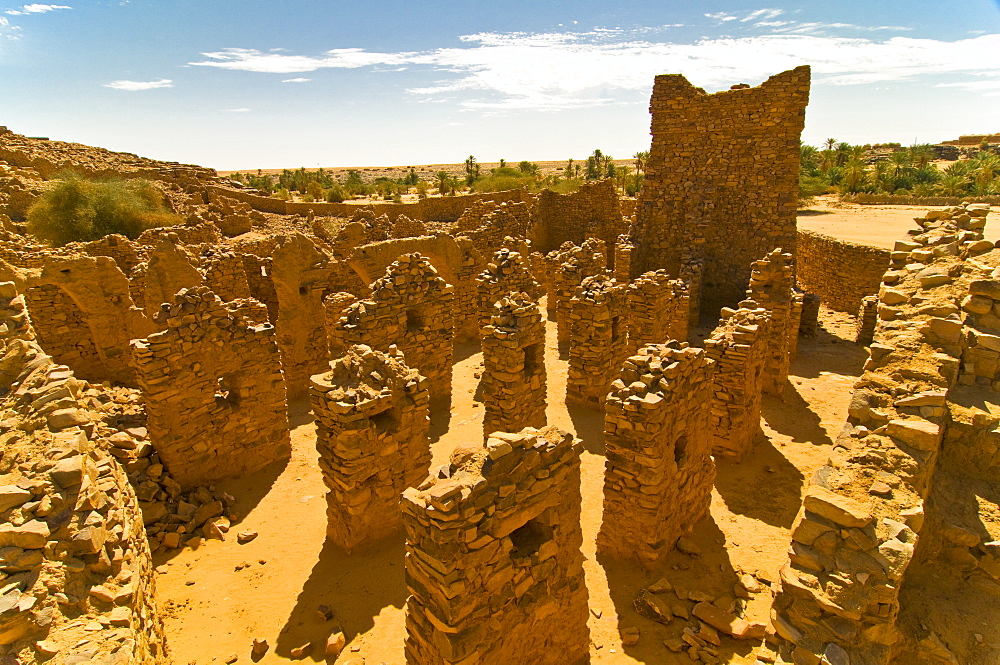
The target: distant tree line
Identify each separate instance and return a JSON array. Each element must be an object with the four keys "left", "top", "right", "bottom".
[{"left": 800, "top": 140, "right": 1000, "bottom": 199}]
